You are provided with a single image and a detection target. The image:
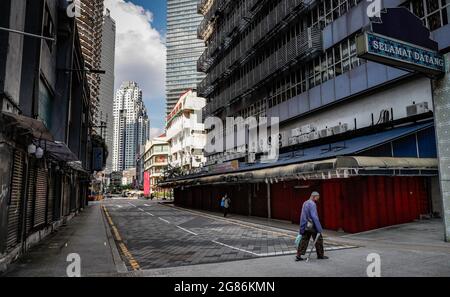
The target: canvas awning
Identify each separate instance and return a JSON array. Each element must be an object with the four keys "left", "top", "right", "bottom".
[
  {"left": 45, "top": 141, "right": 79, "bottom": 163},
  {"left": 1, "top": 112, "right": 54, "bottom": 141},
  {"left": 160, "top": 156, "right": 438, "bottom": 187}
]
